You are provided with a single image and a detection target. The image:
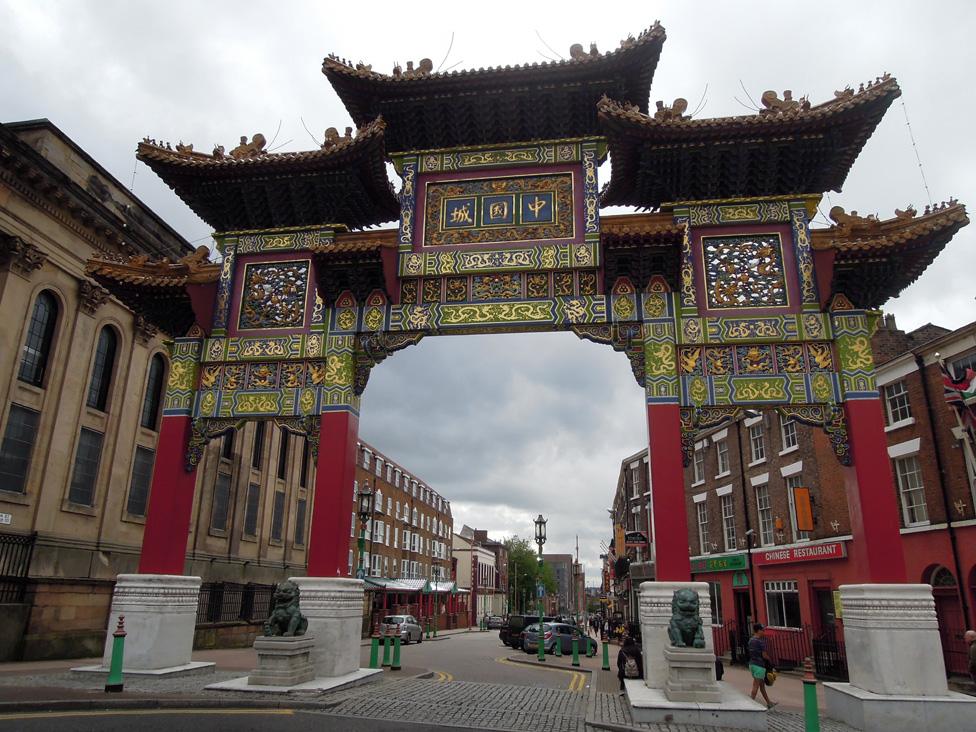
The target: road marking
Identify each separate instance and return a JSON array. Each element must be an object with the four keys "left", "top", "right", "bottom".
[
  {"left": 433, "top": 670, "right": 455, "bottom": 682},
  {"left": 494, "top": 657, "right": 587, "bottom": 693},
  {"left": 0, "top": 708, "right": 295, "bottom": 721}
]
